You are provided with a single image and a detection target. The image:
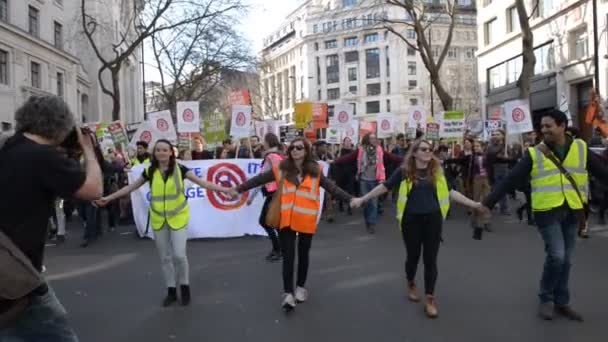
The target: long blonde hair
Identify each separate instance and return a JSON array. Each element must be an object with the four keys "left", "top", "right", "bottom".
[{"left": 401, "top": 139, "right": 442, "bottom": 184}]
